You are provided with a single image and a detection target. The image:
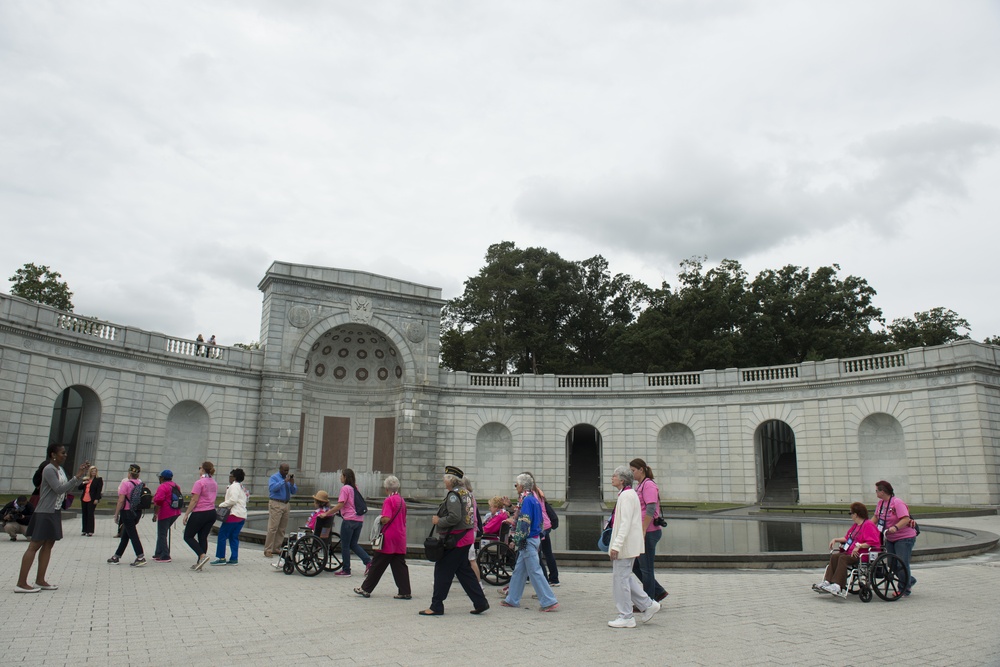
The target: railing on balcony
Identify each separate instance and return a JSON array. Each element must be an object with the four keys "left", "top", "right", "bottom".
[
  {"left": 557, "top": 375, "right": 609, "bottom": 389},
  {"left": 469, "top": 374, "right": 521, "bottom": 387},
  {"left": 165, "top": 337, "right": 225, "bottom": 361},
  {"left": 56, "top": 314, "right": 118, "bottom": 341},
  {"left": 843, "top": 353, "right": 906, "bottom": 373},
  {"left": 647, "top": 373, "right": 701, "bottom": 387},
  {"left": 741, "top": 365, "right": 800, "bottom": 383}
]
